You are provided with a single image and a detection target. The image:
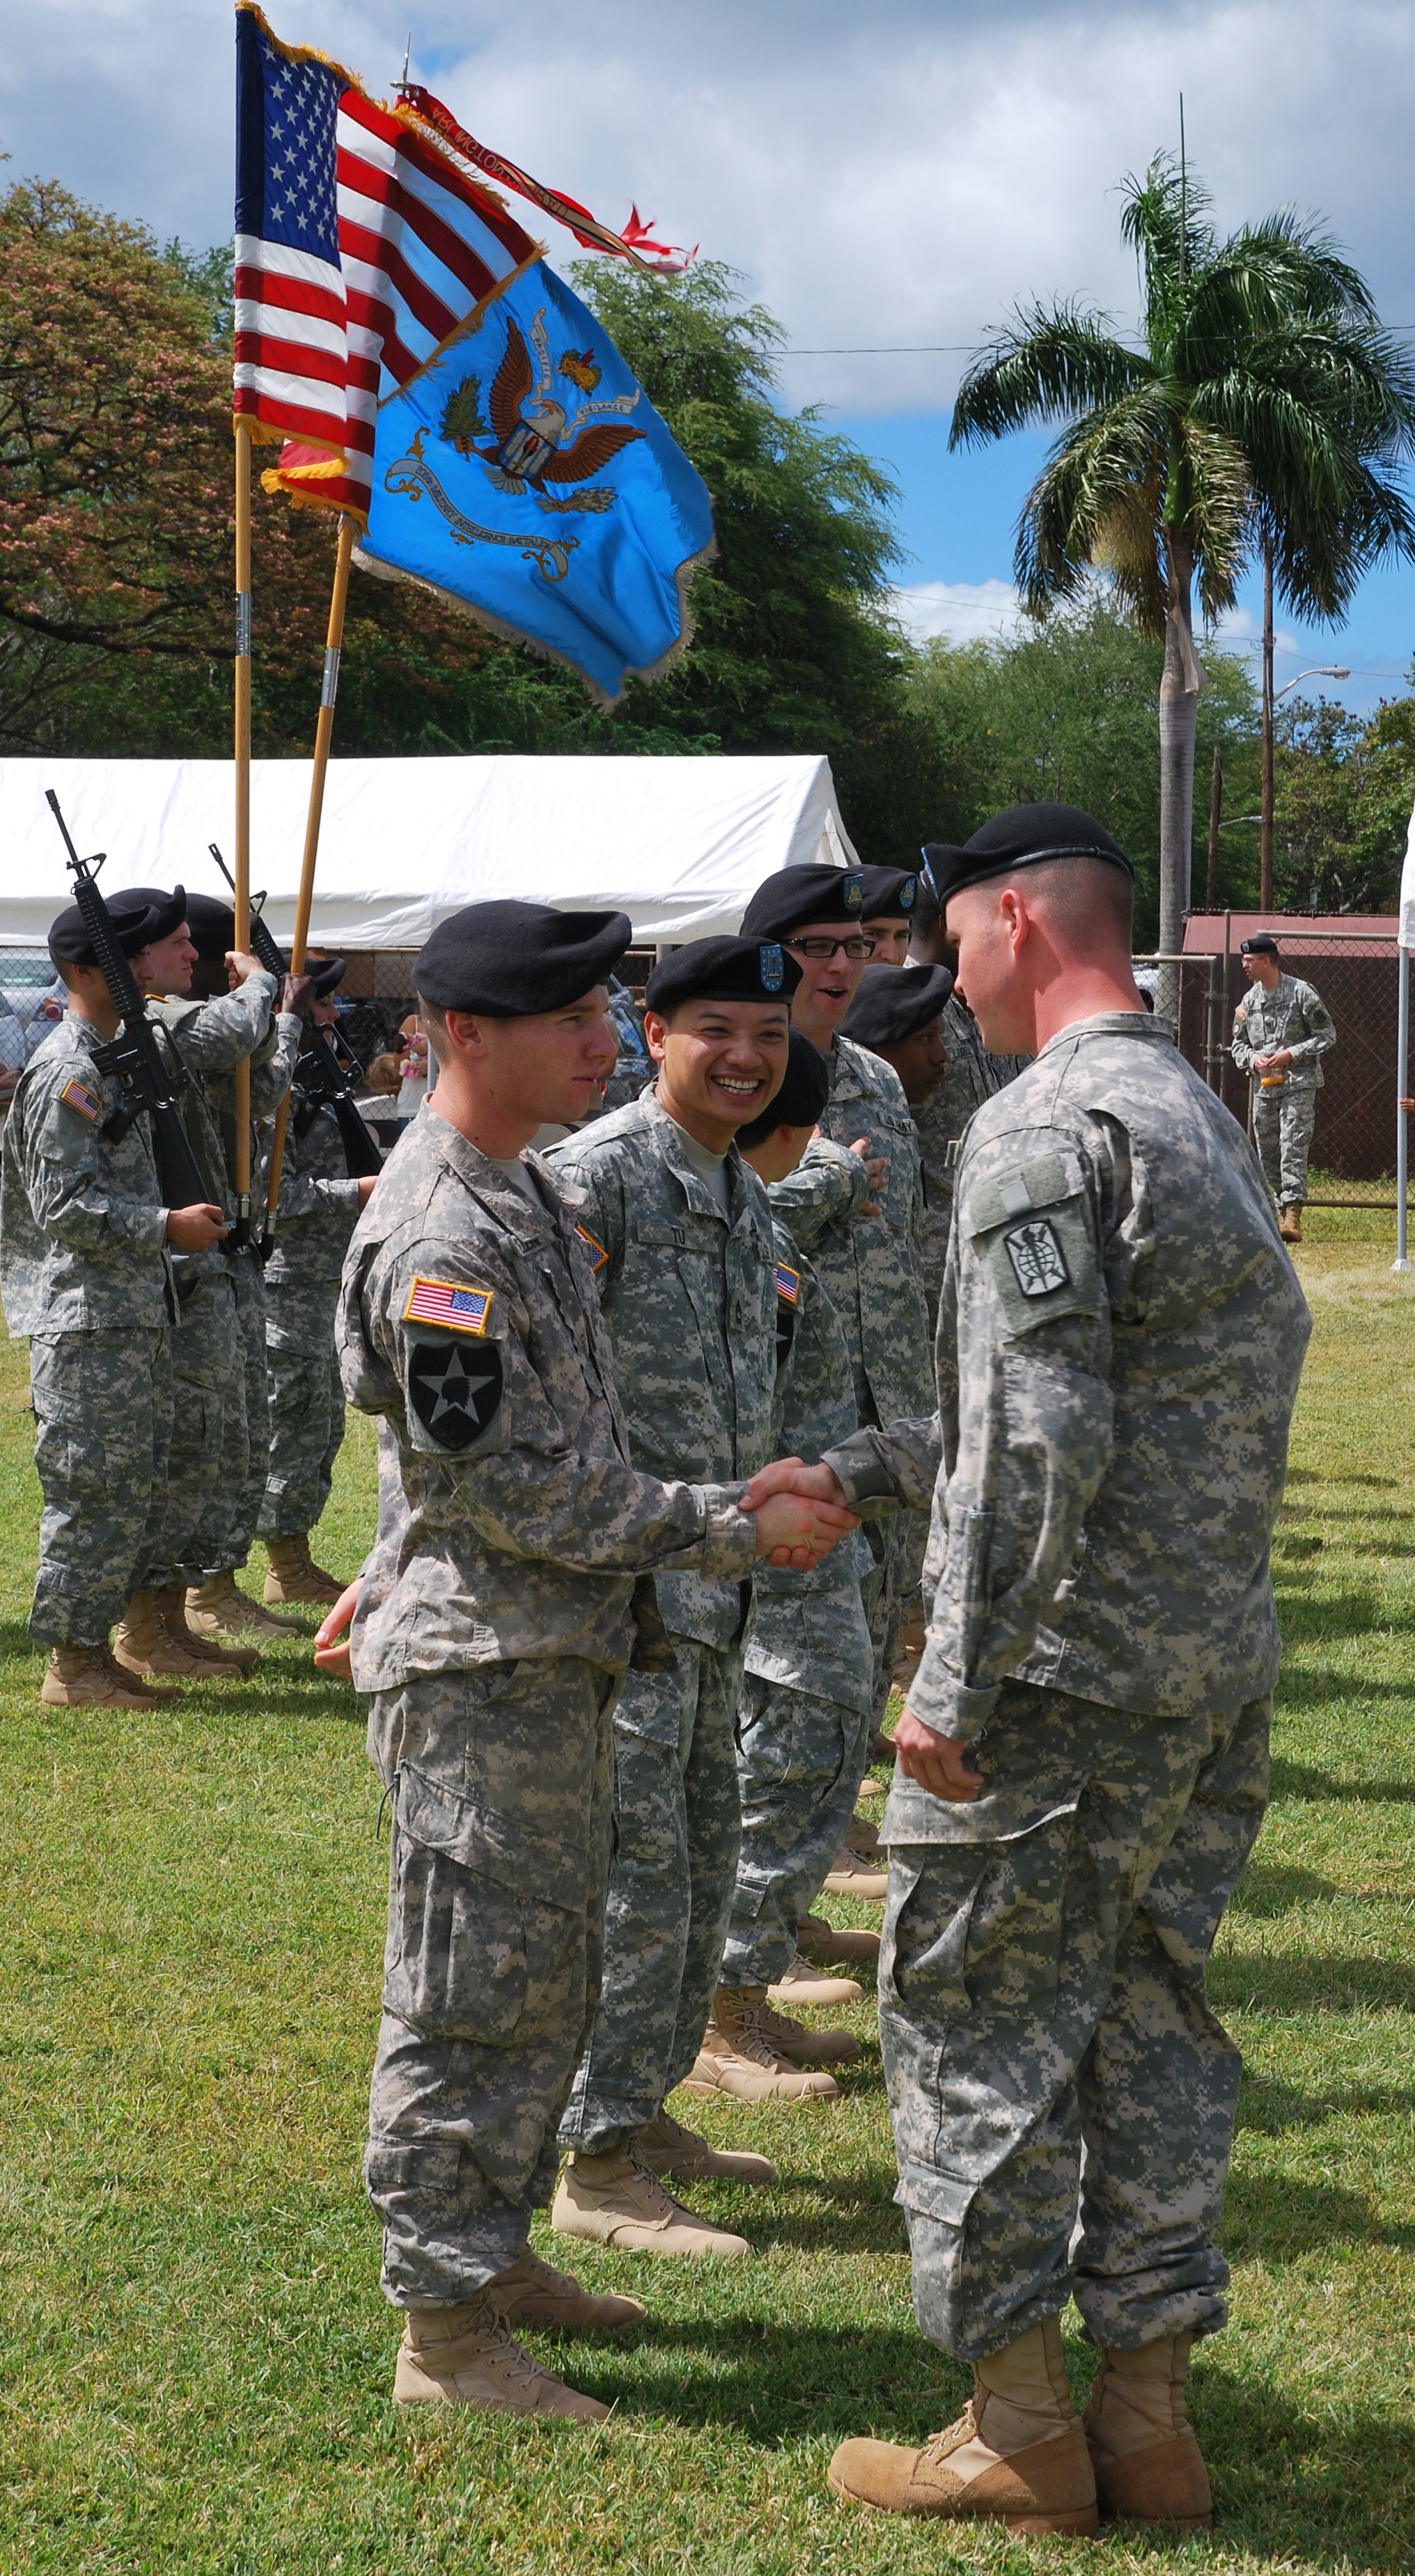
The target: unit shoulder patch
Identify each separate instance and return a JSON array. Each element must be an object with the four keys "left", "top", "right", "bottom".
[
  {"left": 407, "top": 1338, "right": 503, "bottom": 1450},
  {"left": 402, "top": 1276, "right": 494, "bottom": 1335},
  {"left": 1002, "top": 1217, "right": 1070, "bottom": 1299},
  {"left": 58, "top": 1077, "right": 101, "bottom": 1124}
]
